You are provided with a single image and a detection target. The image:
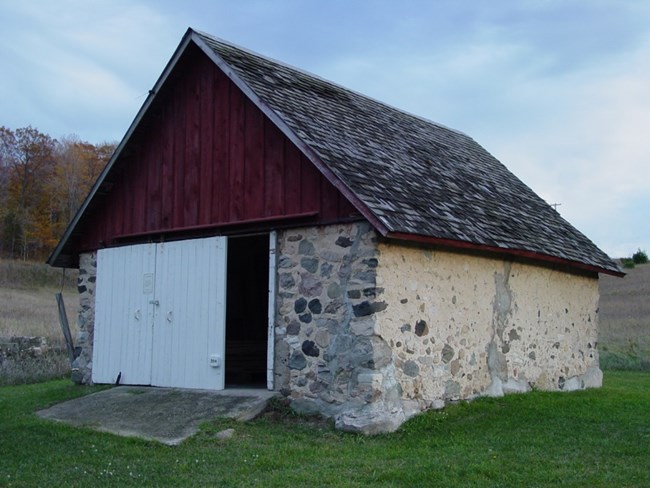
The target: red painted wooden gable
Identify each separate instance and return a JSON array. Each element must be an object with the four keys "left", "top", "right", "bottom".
[{"left": 77, "top": 45, "right": 358, "bottom": 252}]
